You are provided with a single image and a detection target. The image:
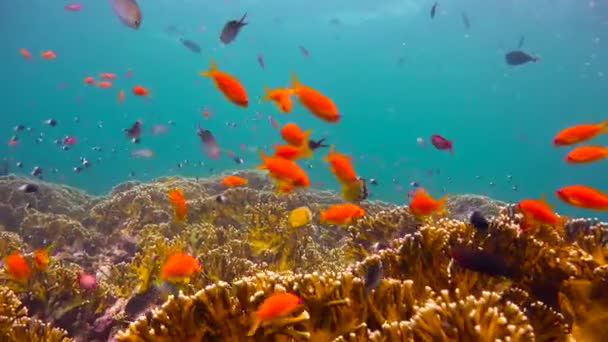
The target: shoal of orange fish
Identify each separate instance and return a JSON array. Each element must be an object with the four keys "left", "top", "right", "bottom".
[
  {"left": 556, "top": 185, "right": 608, "bottom": 210},
  {"left": 159, "top": 252, "right": 201, "bottom": 283},
  {"left": 517, "top": 195, "right": 568, "bottom": 232},
  {"left": 408, "top": 188, "right": 447, "bottom": 219},
  {"left": 199, "top": 59, "right": 248, "bottom": 107},
  {"left": 262, "top": 86, "right": 294, "bottom": 113},
  {"left": 290, "top": 72, "right": 340, "bottom": 123},
  {"left": 565, "top": 145, "right": 608, "bottom": 164},
  {"left": 33, "top": 246, "right": 51, "bottom": 270},
  {"left": 257, "top": 150, "right": 309, "bottom": 193},
  {"left": 222, "top": 175, "right": 248, "bottom": 187},
  {"left": 167, "top": 188, "right": 187, "bottom": 222},
  {"left": 247, "top": 292, "right": 302, "bottom": 336}
]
